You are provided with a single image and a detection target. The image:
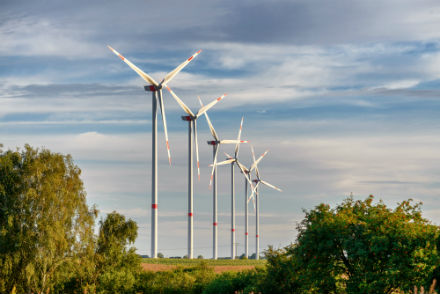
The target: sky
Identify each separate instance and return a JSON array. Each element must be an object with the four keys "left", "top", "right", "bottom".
[{"left": 2, "top": 0, "right": 440, "bottom": 258}]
